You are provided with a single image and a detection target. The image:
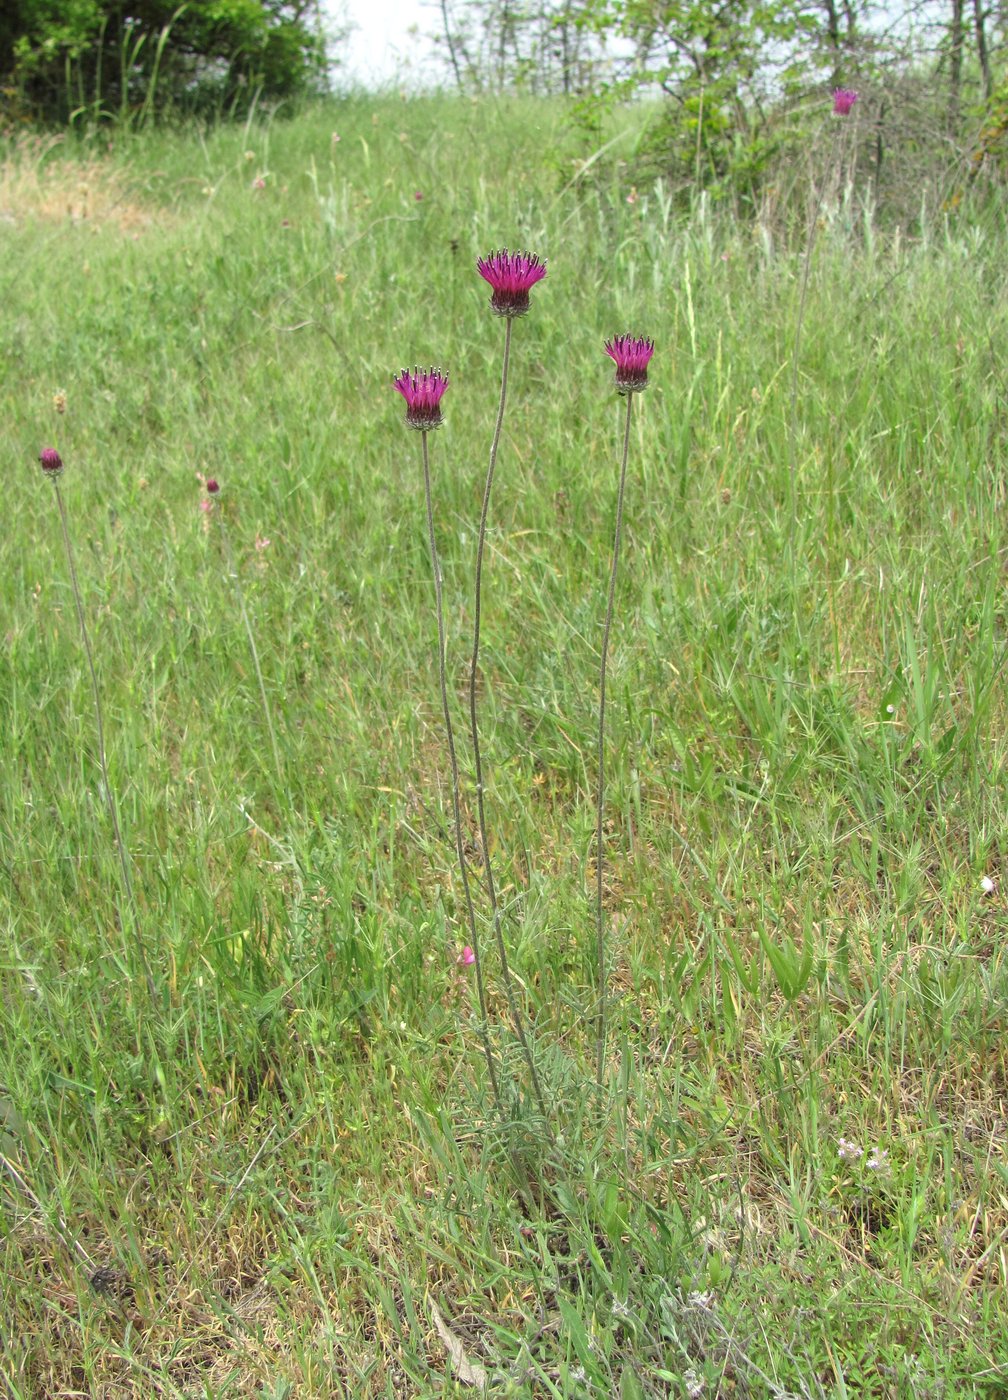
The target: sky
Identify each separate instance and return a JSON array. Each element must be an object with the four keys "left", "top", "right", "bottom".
[{"left": 331, "top": 0, "right": 444, "bottom": 89}]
